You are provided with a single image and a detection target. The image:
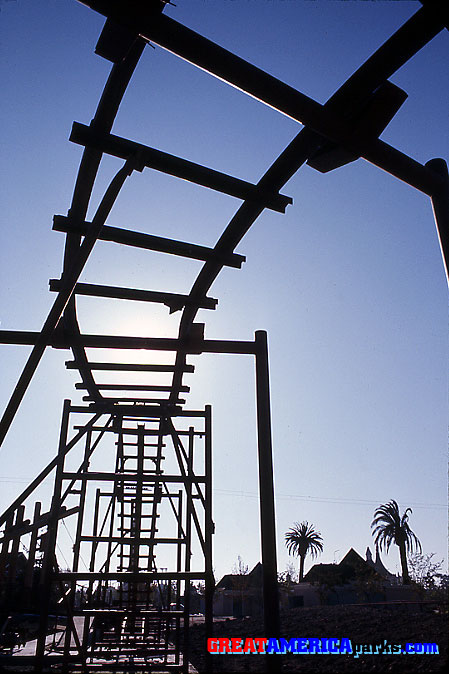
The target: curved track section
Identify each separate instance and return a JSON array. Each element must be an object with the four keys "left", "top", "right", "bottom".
[
  {"left": 1, "top": 0, "right": 448, "bottom": 430},
  {"left": 62, "top": 0, "right": 449, "bottom": 413}
]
